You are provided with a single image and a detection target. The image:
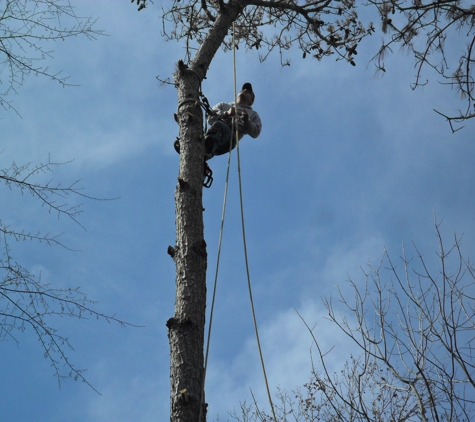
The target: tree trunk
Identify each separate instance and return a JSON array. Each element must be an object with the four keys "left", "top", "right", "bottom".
[
  {"left": 168, "top": 60, "right": 208, "bottom": 422},
  {"left": 167, "top": 4, "right": 244, "bottom": 421}
]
